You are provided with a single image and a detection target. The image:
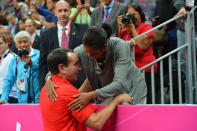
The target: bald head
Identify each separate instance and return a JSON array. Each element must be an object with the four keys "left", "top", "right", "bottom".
[
  {"left": 55, "top": 0, "right": 70, "bottom": 9},
  {"left": 55, "top": 0, "right": 71, "bottom": 26}
]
